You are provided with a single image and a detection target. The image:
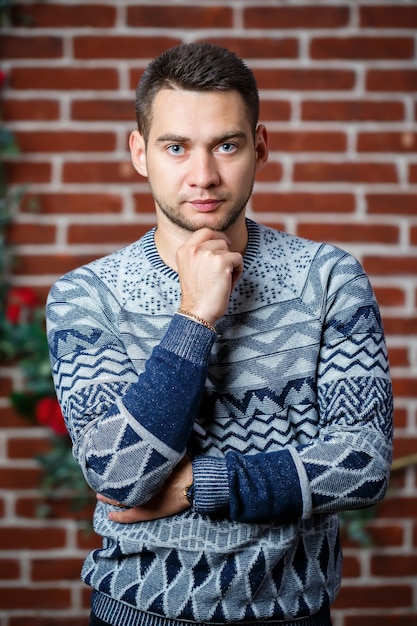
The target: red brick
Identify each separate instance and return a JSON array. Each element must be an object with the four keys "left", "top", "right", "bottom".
[
  {"left": 301, "top": 100, "right": 404, "bottom": 122},
  {"left": 384, "top": 315, "right": 417, "bottom": 336},
  {"left": 410, "top": 226, "right": 417, "bottom": 246},
  {"left": 7, "top": 222, "right": 56, "bottom": 245},
  {"left": 10, "top": 67, "right": 118, "bottom": 91},
  {"left": 294, "top": 162, "right": 398, "bottom": 184},
  {"left": 374, "top": 286, "right": 406, "bottom": 308},
  {"left": 372, "top": 554, "right": 417, "bottom": 577},
  {"left": 0, "top": 376, "right": 13, "bottom": 396},
  {"left": 364, "top": 256, "right": 417, "bottom": 276},
  {"left": 7, "top": 436, "right": 50, "bottom": 460},
  {"left": 259, "top": 100, "right": 291, "bottom": 121},
  {"left": 82, "top": 586, "right": 93, "bottom": 609},
  {"left": 244, "top": 6, "right": 349, "bottom": 28},
  {"left": 345, "top": 614, "right": 417, "bottom": 626},
  {"left": 128, "top": 5, "right": 232, "bottom": 28},
  {"left": 11, "top": 3, "right": 116, "bottom": 27},
  {"left": 360, "top": 5, "right": 417, "bottom": 28},
  {"left": 255, "top": 68, "right": 355, "bottom": 91},
  {"left": 0, "top": 559, "right": 20, "bottom": 580},
  {"left": 0, "top": 527, "right": 66, "bottom": 550},
  {"left": 366, "top": 194, "right": 417, "bottom": 215},
  {"left": 367, "top": 524, "right": 405, "bottom": 549},
  {"left": 74, "top": 36, "right": 181, "bottom": 60},
  {"left": 252, "top": 193, "right": 354, "bottom": 214},
  {"left": 392, "top": 376, "right": 417, "bottom": 396},
  {"left": 4, "top": 161, "right": 51, "bottom": 184},
  {"left": 334, "top": 584, "right": 412, "bottom": 609},
  {"left": 311, "top": 37, "right": 413, "bottom": 60},
  {"left": 0, "top": 468, "right": 41, "bottom": 490},
  {"left": 21, "top": 193, "right": 123, "bottom": 215},
  {"left": 14, "top": 131, "right": 115, "bottom": 154},
  {"left": 72, "top": 99, "right": 133, "bottom": 121},
  {"left": 255, "top": 162, "right": 283, "bottom": 183},
  {"left": 386, "top": 347, "right": 408, "bottom": 368},
  {"left": 13, "top": 254, "right": 101, "bottom": 276},
  {"left": 0, "top": 586, "right": 70, "bottom": 610},
  {"left": 0, "top": 406, "right": 28, "bottom": 428},
  {"left": 10, "top": 619, "right": 89, "bottom": 626},
  {"left": 393, "top": 437, "right": 417, "bottom": 462},
  {"left": 32, "top": 557, "right": 84, "bottom": 581},
  {"left": 394, "top": 407, "right": 408, "bottom": 429},
  {"left": 268, "top": 131, "right": 346, "bottom": 152},
  {"left": 358, "top": 132, "right": 417, "bottom": 153},
  {"left": 68, "top": 224, "right": 149, "bottom": 246},
  {"left": 201, "top": 37, "right": 298, "bottom": 60},
  {"left": 15, "top": 496, "right": 94, "bottom": 521},
  {"left": 367, "top": 70, "right": 417, "bottom": 92},
  {"left": 77, "top": 527, "right": 101, "bottom": 551},
  {"left": 63, "top": 160, "right": 137, "bottom": 184},
  {"left": 410, "top": 164, "right": 417, "bottom": 183},
  {"left": 0, "top": 35, "right": 63, "bottom": 59},
  {"left": 340, "top": 555, "right": 361, "bottom": 577},
  {"left": 129, "top": 68, "right": 145, "bottom": 90},
  {"left": 297, "top": 222, "right": 399, "bottom": 244},
  {"left": 2, "top": 99, "right": 59, "bottom": 122},
  {"left": 132, "top": 194, "right": 162, "bottom": 215}
]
